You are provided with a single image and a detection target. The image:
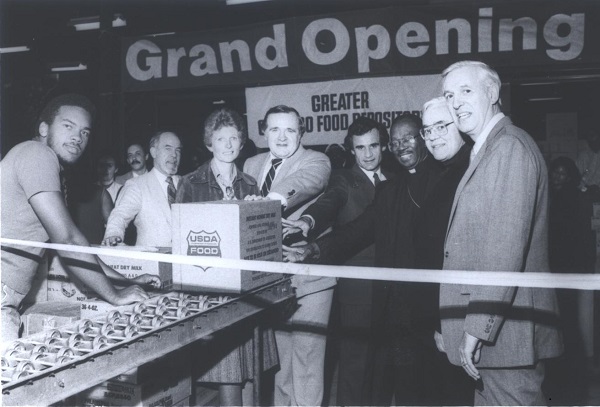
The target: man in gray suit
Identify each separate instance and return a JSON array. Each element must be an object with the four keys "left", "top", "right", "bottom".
[
  {"left": 244, "top": 105, "right": 332, "bottom": 406},
  {"left": 103, "top": 131, "right": 181, "bottom": 248},
  {"left": 440, "top": 60, "right": 562, "bottom": 405}
]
